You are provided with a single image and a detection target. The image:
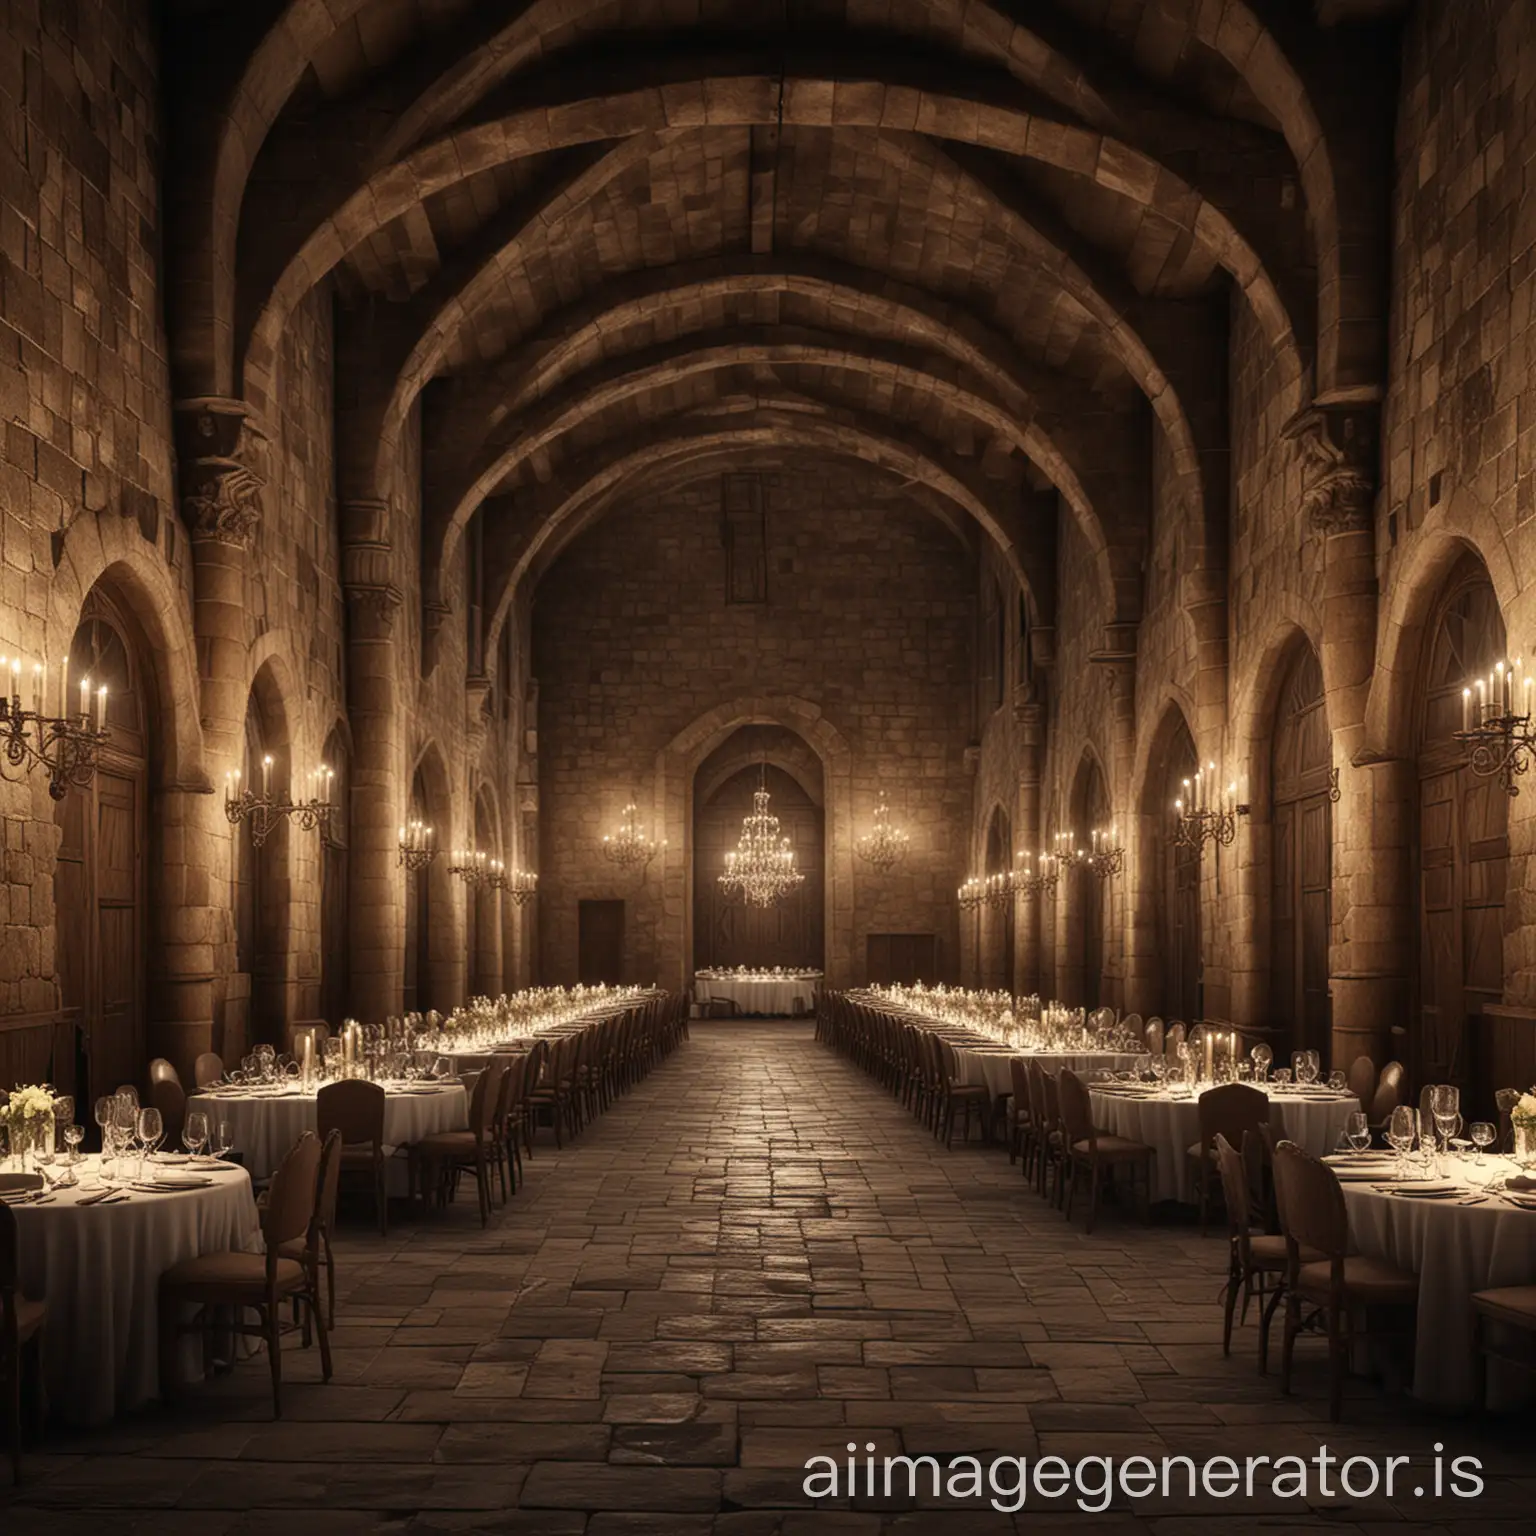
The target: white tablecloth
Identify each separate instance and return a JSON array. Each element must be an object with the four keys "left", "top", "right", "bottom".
[
  {"left": 695, "top": 974, "right": 821, "bottom": 1015},
  {"left": 1090, "top": 1088, "right": 1360, "bottom": 1204},
  {"left": 1343, "top": 1164, "right": 1536, "bottom": 1409},
  {"left": 954, "top": 1049, "right": 1141, "bottom": 1101},
  {"left": 11, "top": 1157, "right": 260, "bottom": 1424},
  {"left": 188, "top": 1084, "right": 468, "bottom": 1182}
]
